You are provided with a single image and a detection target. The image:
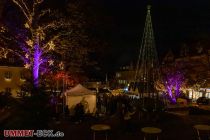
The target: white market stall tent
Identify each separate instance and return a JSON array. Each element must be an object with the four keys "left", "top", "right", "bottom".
[{"left": 65, "top": 84, "right": 96, "bottom": 115}]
